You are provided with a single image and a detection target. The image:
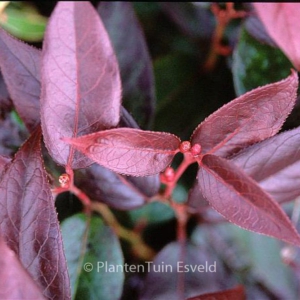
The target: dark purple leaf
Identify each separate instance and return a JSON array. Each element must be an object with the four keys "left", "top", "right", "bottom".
[
  {"left": 140, "top": 242, "right": 232, "bottom": 300},
  {"left": 0, "top": 127, "right": 71, "bottom": 299},
  {"left": 187, "top": 180, "right": 209, "bottom": 212},
  {"left": 0, "top": 109, "right": 28, "bottom": 157},
  {"left": 191, "top": 71, "right": 298, "bottom": 158},
  {"left": 198, "top": 154, "right": 300, "bottom": 246},
  {"left": 41, "top": 1, "right": 121, "bottom": 169},
  {"left": 254, "top": 3, "right": 300, "bottom": 70},
  {"left": 232, "top": 126, "right": 300, "bottom": 203},
  {"left": 0, "top": 236, "right": 45, "bottom": 300},
  {"left": 0, "top": 28, "right": 41, "bottom": 131},
  {"left": 0, "top": 71, "right": 11, "bottom": 109},
  {"left": 187, "top": 285, "right": 245, "bottom": 300},
  {"left": 259, "top": 162, "right": 300, "bottom": 204},
  {"left": 75, "top": 164, "right": 158, "bottom": 210},
  {"left": 160, "top": 3, "right": 214, "bottom": 39},
  {"left": 119, "top": 106, "right": 139, "bottom": 129},
  {"left": 64, "top": 128, "right": 181, "bottom": 176},
  {"left": 99, "top": 2, "right": 155, "bottom": 129}
]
